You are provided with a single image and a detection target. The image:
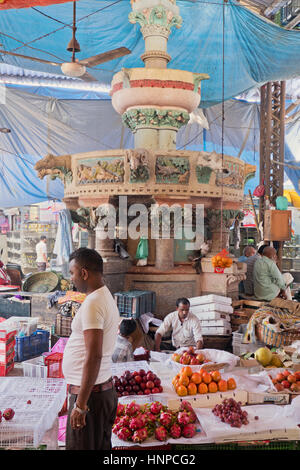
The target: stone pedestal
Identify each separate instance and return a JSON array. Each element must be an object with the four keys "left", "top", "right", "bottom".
[
  {"left": 124, "top": 265, "right": 201, "bottom": 318},
  {"left": 155, "top": 237, "right": 174, "bottom": 271}
]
